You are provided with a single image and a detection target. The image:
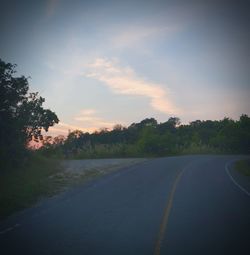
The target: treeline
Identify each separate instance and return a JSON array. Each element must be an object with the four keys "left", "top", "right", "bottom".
[{"left": 40, "top": 115, "right": 250, "bottom": 158}]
